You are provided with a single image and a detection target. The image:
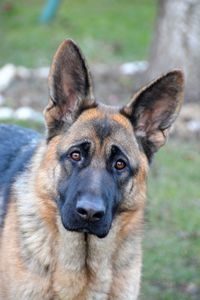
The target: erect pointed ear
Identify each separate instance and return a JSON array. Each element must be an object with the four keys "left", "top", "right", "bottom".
[
  {"left": 44, "top": 39, "right": 96, "bottom": 139},
  {"left": 121, "top": 70, "right": 184, "bottom": 162}
]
